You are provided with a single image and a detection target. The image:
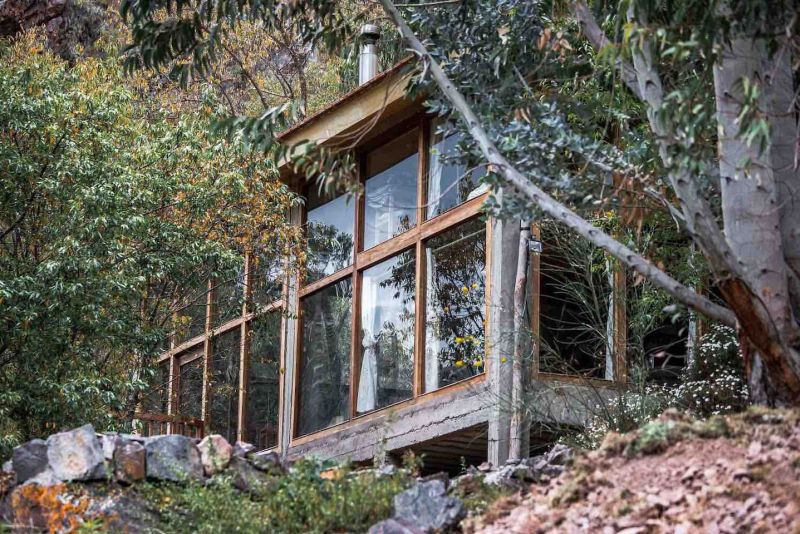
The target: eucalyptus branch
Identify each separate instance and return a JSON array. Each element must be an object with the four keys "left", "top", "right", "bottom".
[
  {"left": 377, "top": 0, "right": 737, "bottom": 327},
  {"left": 569, "top": 1, "right": 642, "bottom": 100}
]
